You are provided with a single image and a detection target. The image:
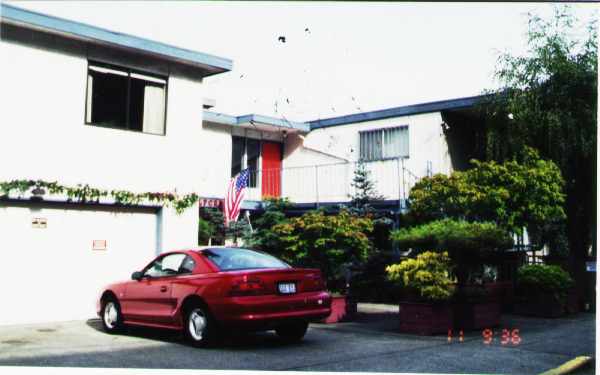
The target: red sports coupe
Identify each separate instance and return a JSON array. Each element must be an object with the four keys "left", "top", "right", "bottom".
[{"left": 97, "top": 247, "right": 332, "bottom": 346}]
